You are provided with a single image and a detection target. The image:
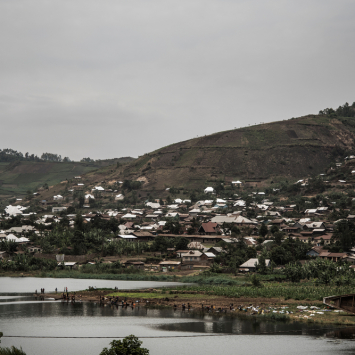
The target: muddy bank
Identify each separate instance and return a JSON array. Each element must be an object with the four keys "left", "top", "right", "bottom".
[{"left": 41, "top": 289, "right": 355, "bottom": 325}]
